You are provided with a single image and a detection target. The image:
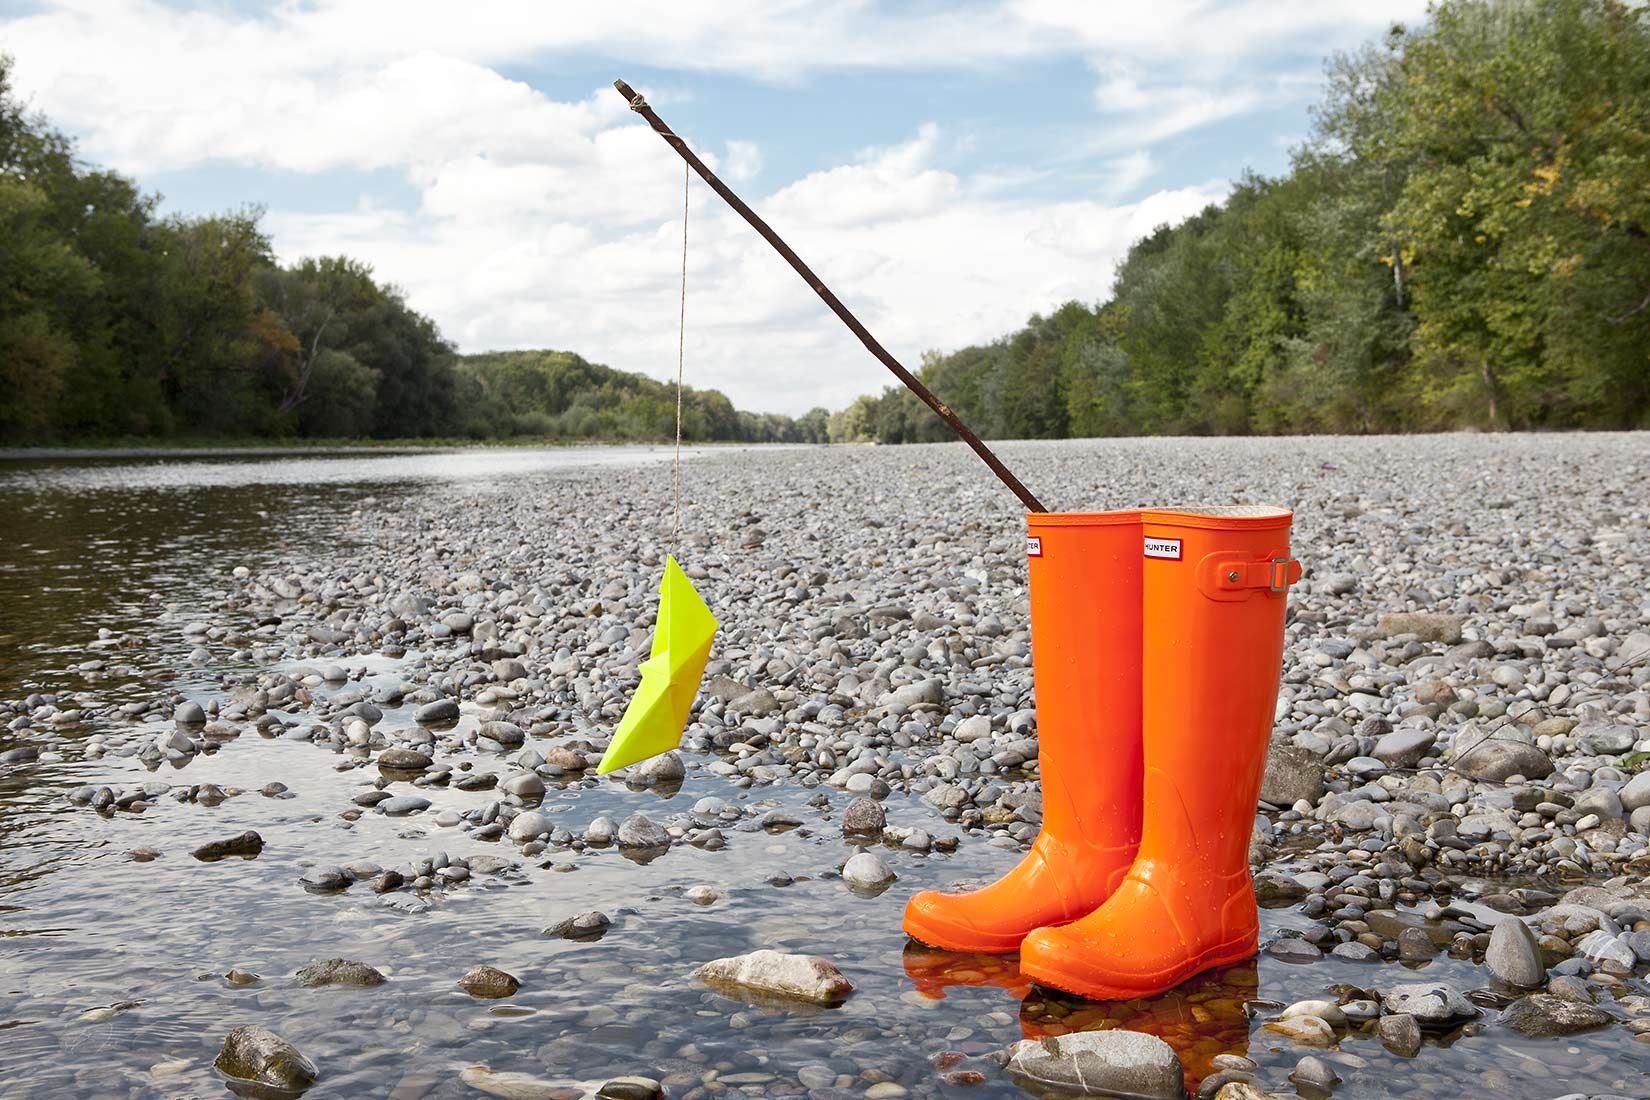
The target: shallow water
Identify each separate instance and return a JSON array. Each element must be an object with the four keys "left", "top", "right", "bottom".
[{"left": 1, "top": 445, "right": 1647, "bottom": 1100}]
